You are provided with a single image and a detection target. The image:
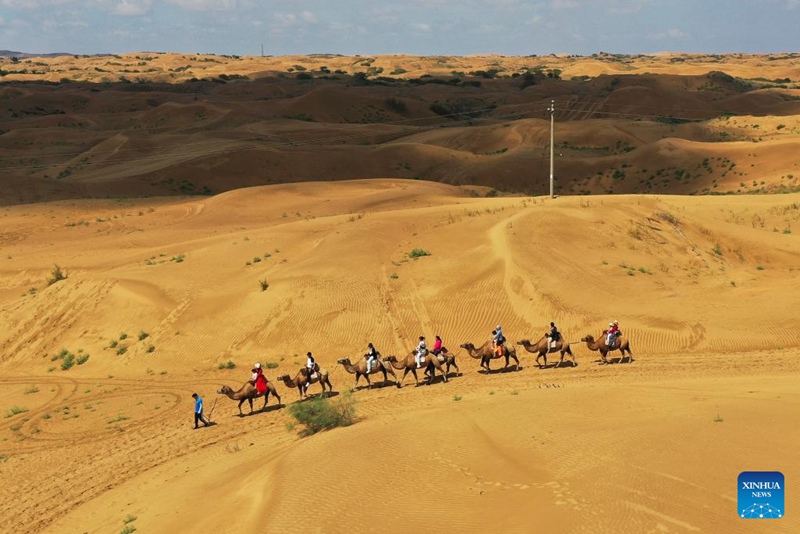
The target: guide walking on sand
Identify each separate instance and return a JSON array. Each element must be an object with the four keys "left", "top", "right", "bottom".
[{"left": 192, "top": 392, "right": 210, "bottom": 429}]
